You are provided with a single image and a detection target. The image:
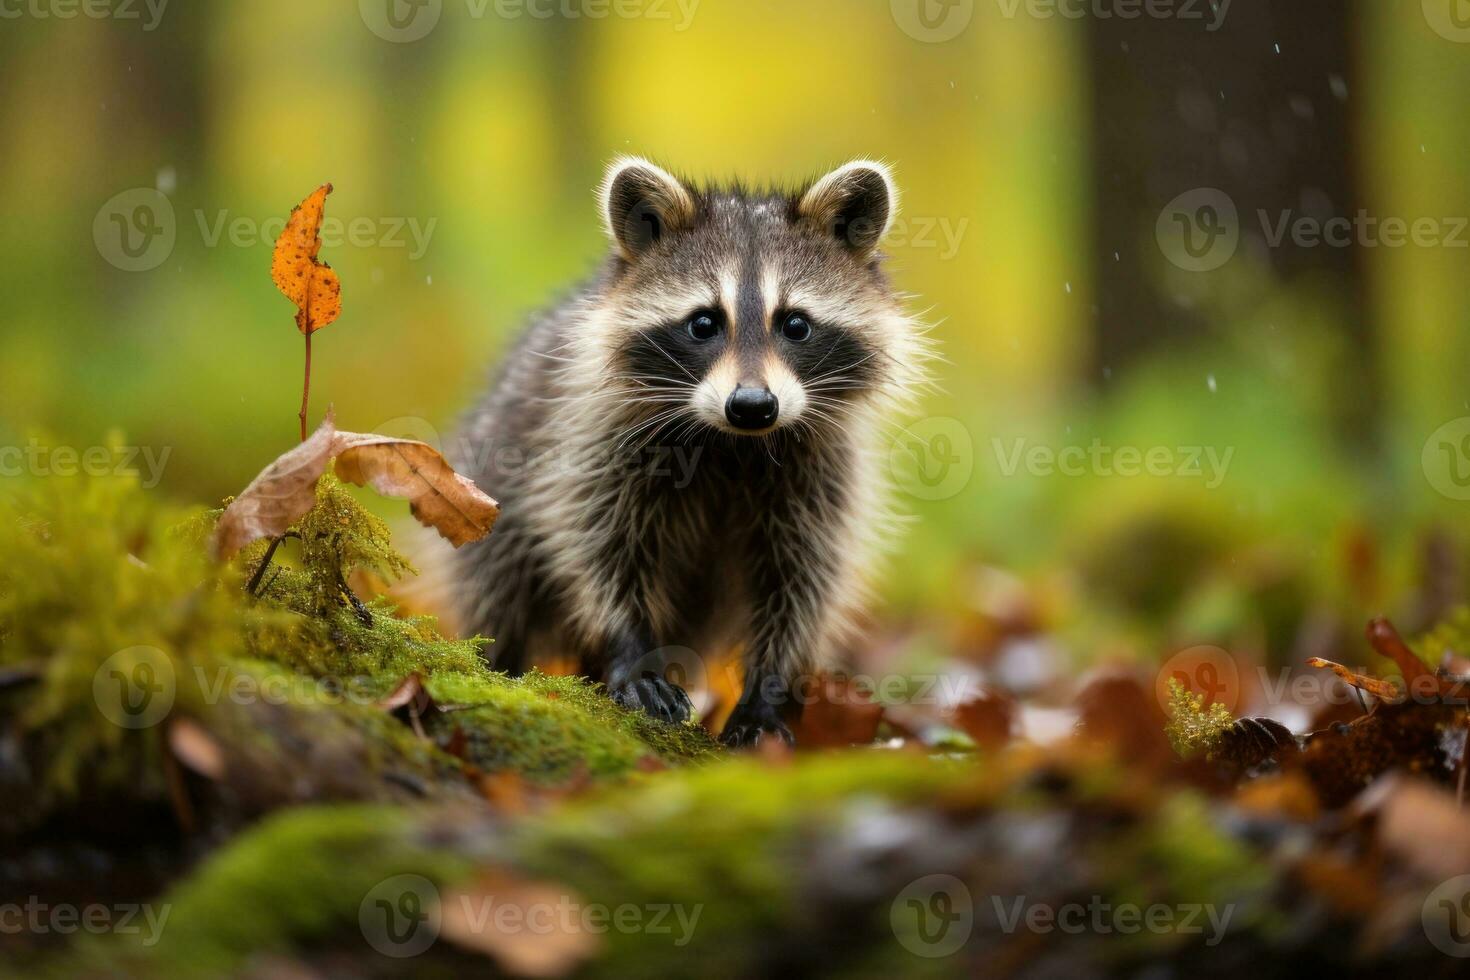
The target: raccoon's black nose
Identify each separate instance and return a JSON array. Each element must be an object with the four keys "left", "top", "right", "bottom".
[{"left": 725, "top": 386, "right": 779, "bottom": 431}]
